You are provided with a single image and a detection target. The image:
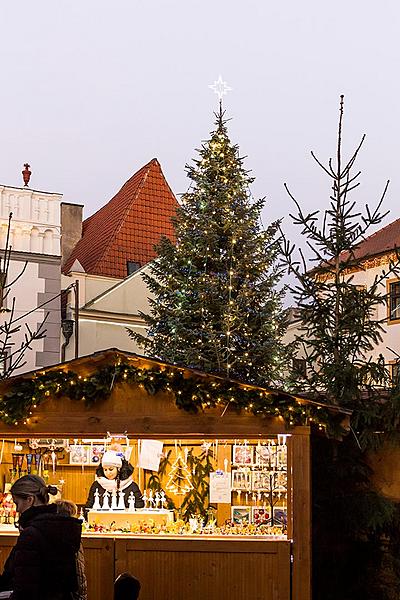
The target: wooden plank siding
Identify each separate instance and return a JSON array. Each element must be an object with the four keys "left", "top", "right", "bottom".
[{"left": 115, "top": 537, "right": 291, "bottom": 600}]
